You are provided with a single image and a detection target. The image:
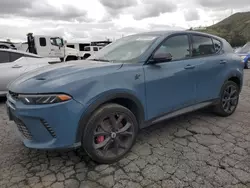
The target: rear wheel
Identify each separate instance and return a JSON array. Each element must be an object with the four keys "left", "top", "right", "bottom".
[
  {"left": 213, "top": 81, "right": 239, "bottom": 117},
  {"left": 244, "top": 62, "right": 249, "bottom": 69},
  {"left": 82, "top": 103, "right": 138, "bottom": 164},
  {"left": 246, "top": 59, "right": 250, "bottom": 69}
]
